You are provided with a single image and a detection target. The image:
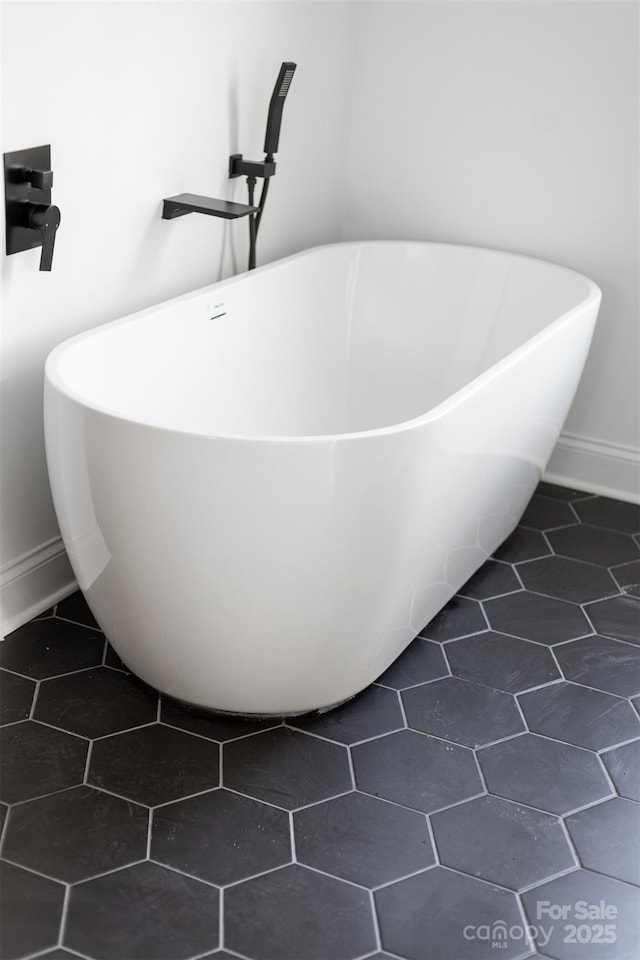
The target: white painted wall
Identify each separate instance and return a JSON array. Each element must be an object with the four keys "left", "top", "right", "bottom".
[
  {"left": 0, "top": 0, "right": 357, "bottom": 630},
  {"left": 2, "top": 0, "right": 638, "bottom": 632},
  {"left": 342, "top": 0, "right": 639, "bottom": 499}
]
